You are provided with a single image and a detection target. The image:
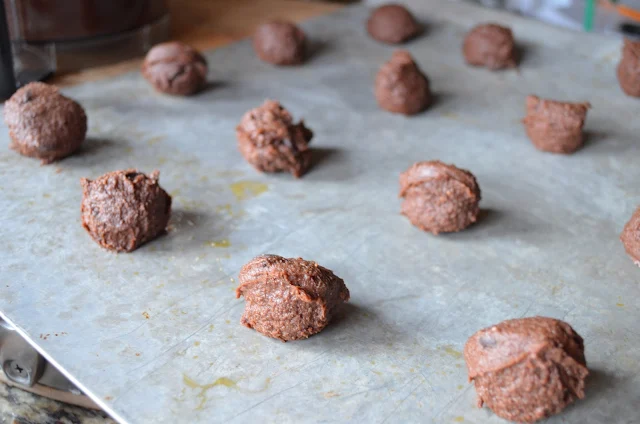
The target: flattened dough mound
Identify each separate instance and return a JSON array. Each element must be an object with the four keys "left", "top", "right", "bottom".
[
  {"left": 399, "top": 160, "right": 480, "bottom": 234},
  {"left": 464, "top": 316, "right": 588, "bottom": 423},
  {"left": 236, "top": 255, "right": 350, "bottom": 341},
  {"left": 81, "top": 170, "right": 172, "bottom": 253}
]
